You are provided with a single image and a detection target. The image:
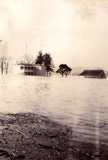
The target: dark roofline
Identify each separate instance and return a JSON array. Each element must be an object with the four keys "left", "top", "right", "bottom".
[{"left": 79, "top": 69, "right": 106, "bottom": 78}]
